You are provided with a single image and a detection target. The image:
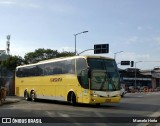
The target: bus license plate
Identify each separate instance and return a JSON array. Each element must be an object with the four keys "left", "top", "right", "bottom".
[{"left": 105, "top": 99, "right": 111, "bottom": 102}]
